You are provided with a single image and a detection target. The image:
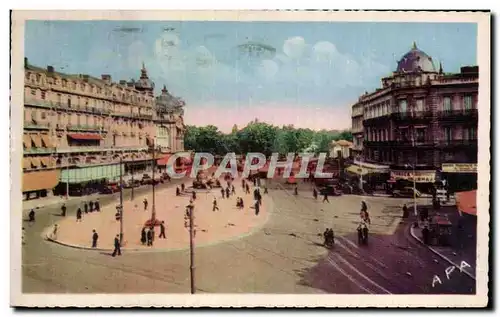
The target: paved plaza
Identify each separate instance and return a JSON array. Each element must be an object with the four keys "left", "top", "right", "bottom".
[{"left": 48, "top": 181, "right": 269, "bottom": 251}]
